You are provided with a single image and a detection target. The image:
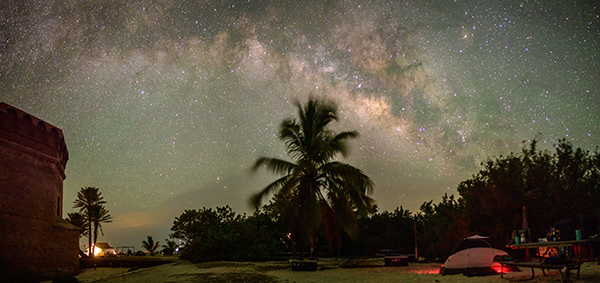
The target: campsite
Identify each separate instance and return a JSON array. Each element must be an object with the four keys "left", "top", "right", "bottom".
[
  {"left": 68, "top": 217, "right": 600, "bottom": 283},
  {"left": 68, "top": 257, "right": 600, "bottom": 283},
  {"left": 439, "top": 234, "right": 518, "bottom": 276},
  {"left": 65, "top": 139, "right": 600, "bottom": 283}
]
